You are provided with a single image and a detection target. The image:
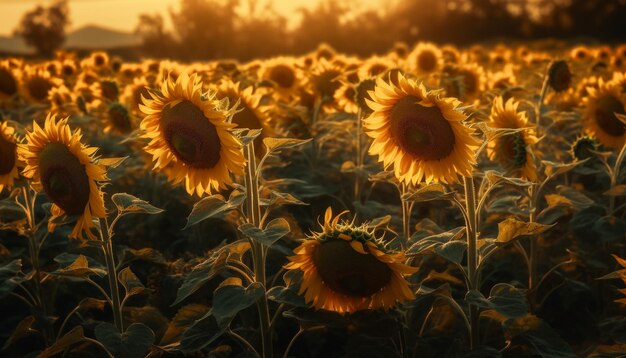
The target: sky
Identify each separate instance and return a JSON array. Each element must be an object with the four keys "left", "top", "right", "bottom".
[{"left": 0, "top": 0, "right": 383, "bottom": 36}]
